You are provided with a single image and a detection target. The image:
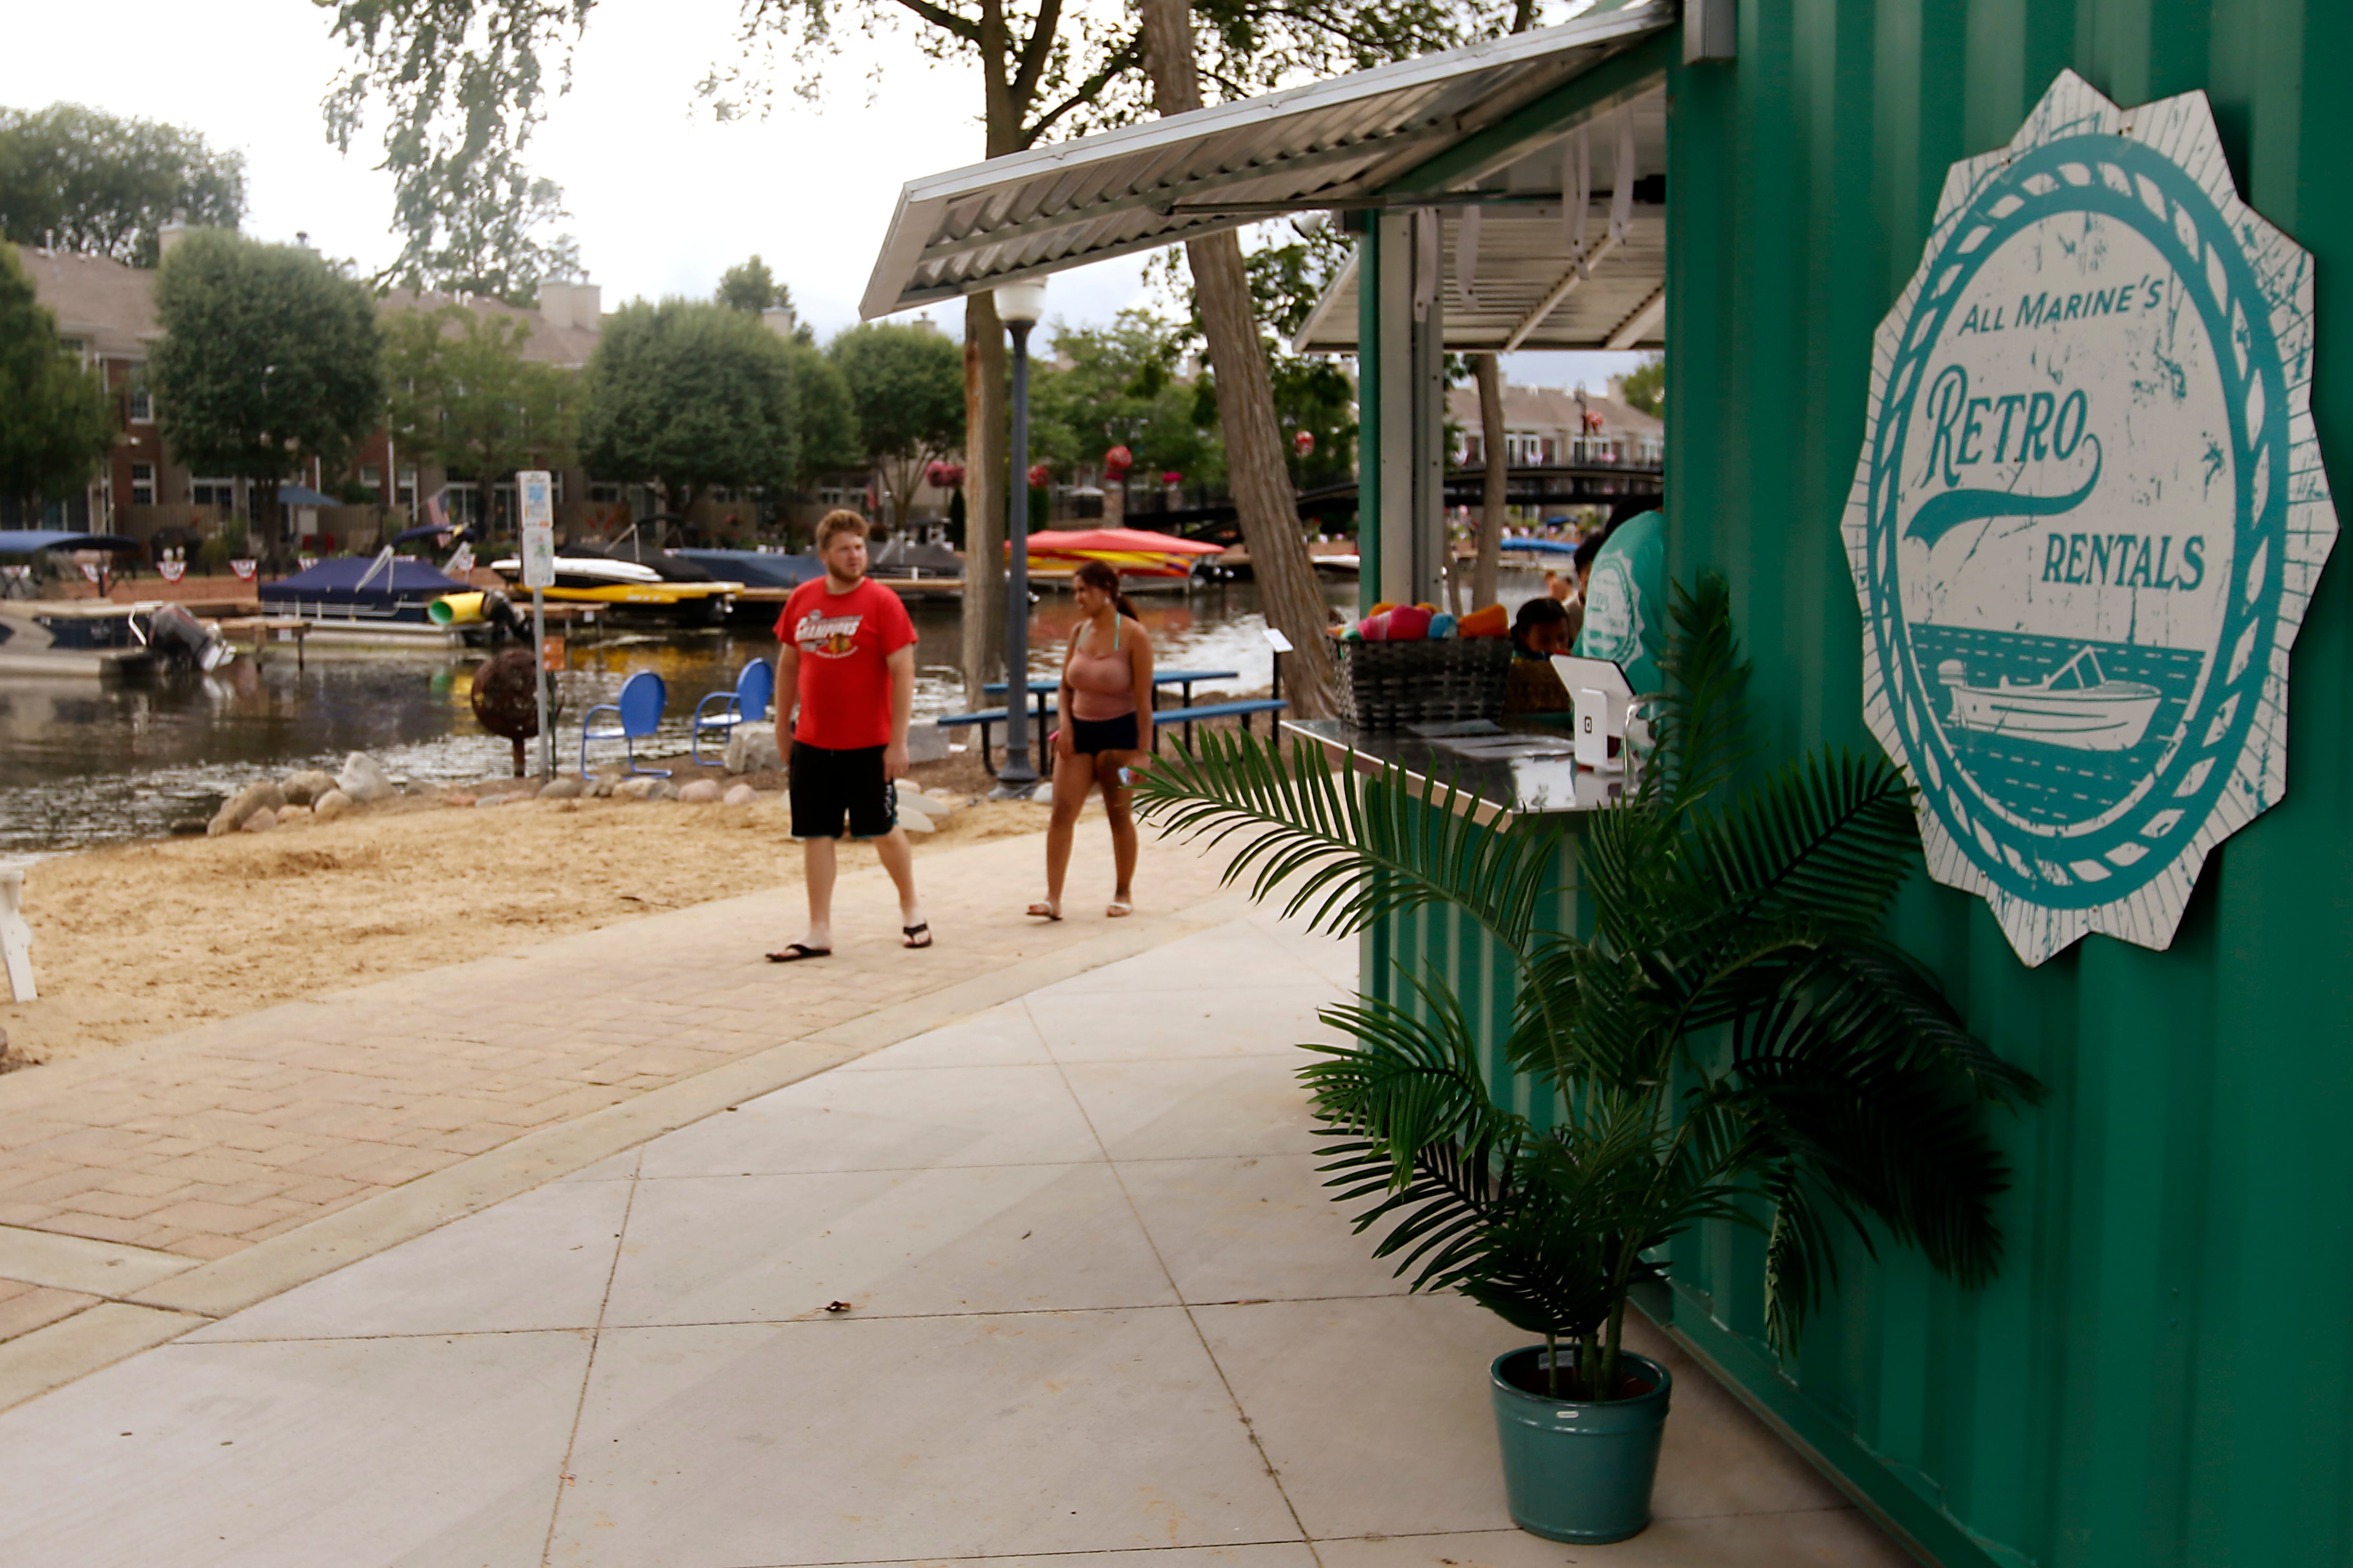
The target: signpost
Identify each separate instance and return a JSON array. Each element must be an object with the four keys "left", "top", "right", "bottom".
[
  {"left": 518, "top": 471, "right": 557, "bottom": 780},
  {"left": 1842, "top": 72, "right": 2339, "bottom": 964}
]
